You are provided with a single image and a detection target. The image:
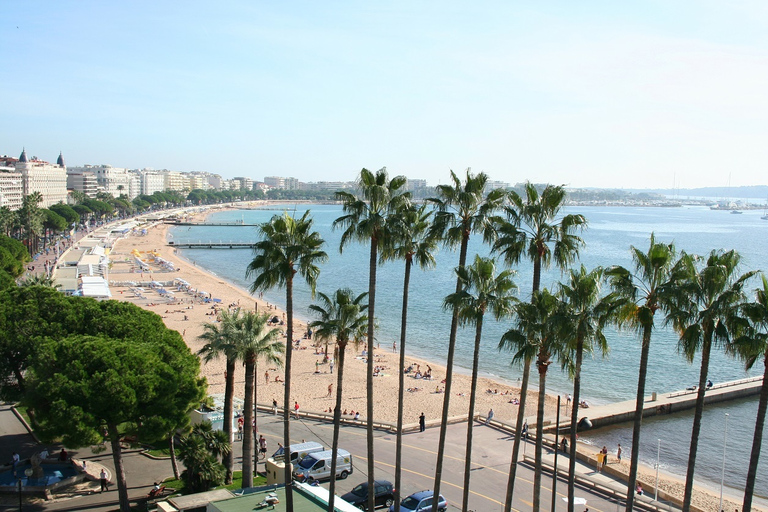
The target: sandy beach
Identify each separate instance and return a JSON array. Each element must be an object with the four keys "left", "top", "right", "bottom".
[{"left": 97, "top": 205, "right": 760, "bottom": 512}]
